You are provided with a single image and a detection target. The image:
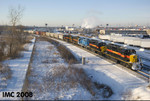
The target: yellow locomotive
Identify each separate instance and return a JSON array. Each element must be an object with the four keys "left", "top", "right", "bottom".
[{"left": 105, "top": 44, "right": 142, "bottom": 70}]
